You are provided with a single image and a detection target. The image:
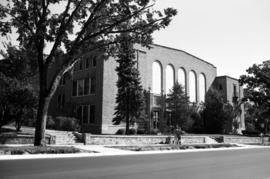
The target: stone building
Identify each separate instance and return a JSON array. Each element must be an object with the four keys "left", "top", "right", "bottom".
[{"left": 48, "top": 44, "right": 245, "bottom": 134}]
